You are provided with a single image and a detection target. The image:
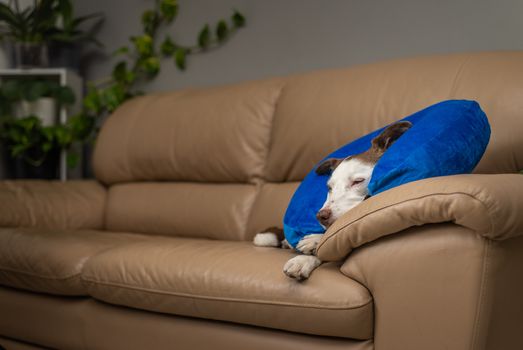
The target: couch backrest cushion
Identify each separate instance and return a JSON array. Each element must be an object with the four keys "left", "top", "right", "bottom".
[
  {"left": 105, "top": 182, "right": 299, "bottom": 241},
  {"left": 94, "top": 51, "right": 523, "bottom": 240},
  {"left": 105, "top": 183, "right": 257, "bottom": 240},
  {"left": 93, "top": 79, "right": 284, "bottom": 184}
]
